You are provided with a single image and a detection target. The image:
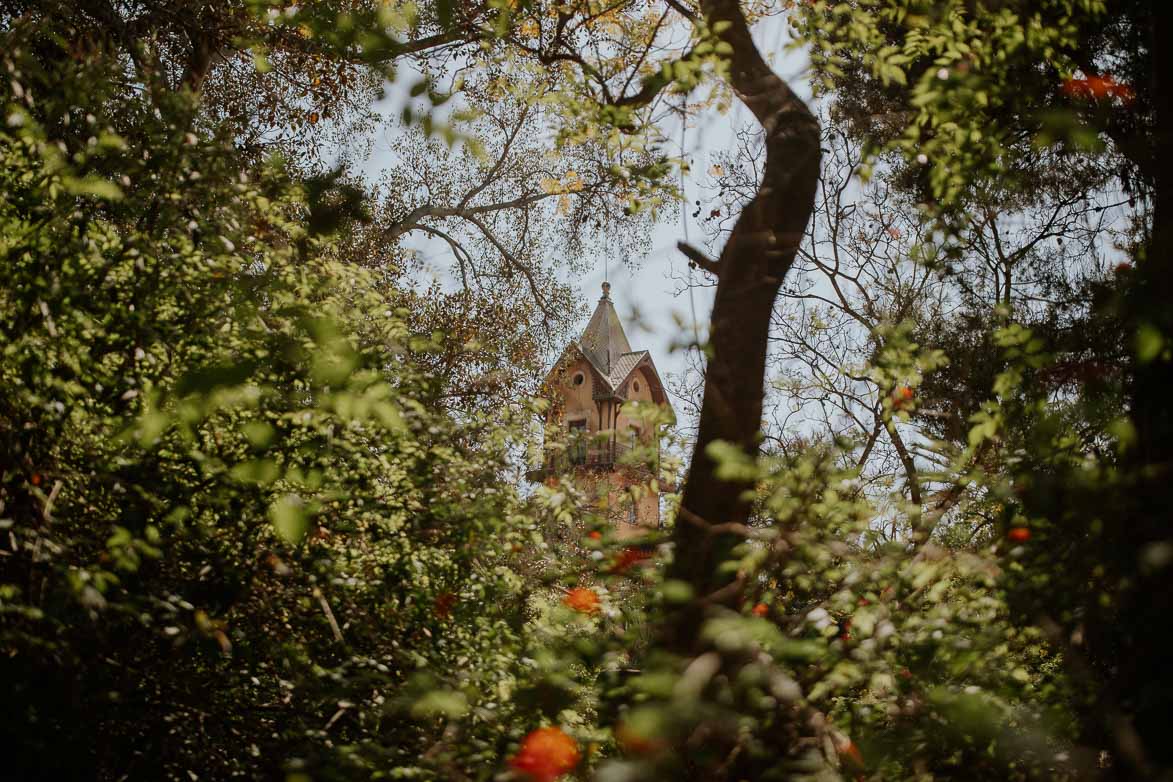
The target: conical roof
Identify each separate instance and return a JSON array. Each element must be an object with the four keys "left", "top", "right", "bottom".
[{"left": 578, "top": 281, "right": 631, "bottom": 377}]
